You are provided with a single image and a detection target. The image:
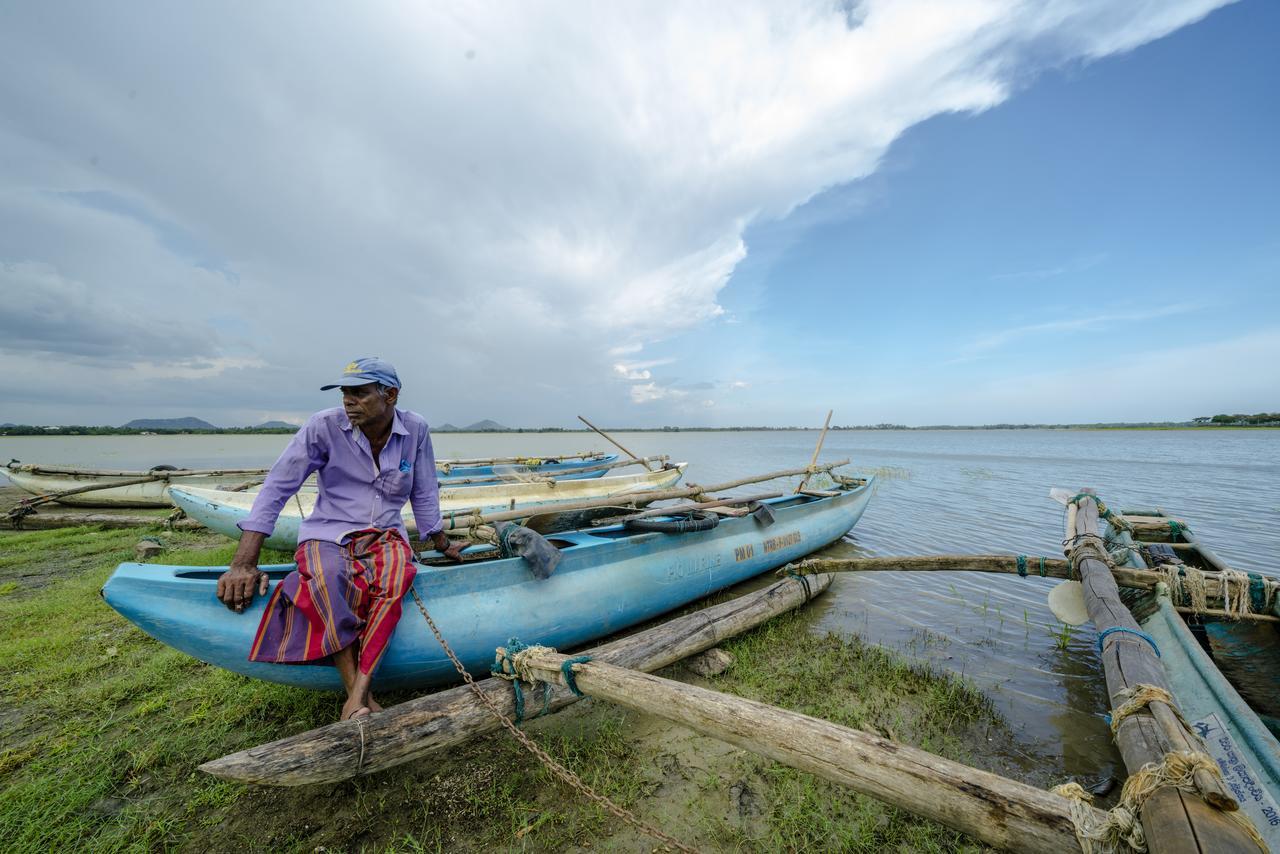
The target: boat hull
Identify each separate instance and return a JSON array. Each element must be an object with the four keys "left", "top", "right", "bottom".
[
  {"left": 102, "top": 481, "right": 874, "bottom": 691},
  {"left": 1, "top": 455, "right": 621, "bottom": 508},
  {"left": 169, "top": 465, "right": 687, "bottom": 550},
  {"left": 1, "top": 468, "right": 246, "bottom": 508}
]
